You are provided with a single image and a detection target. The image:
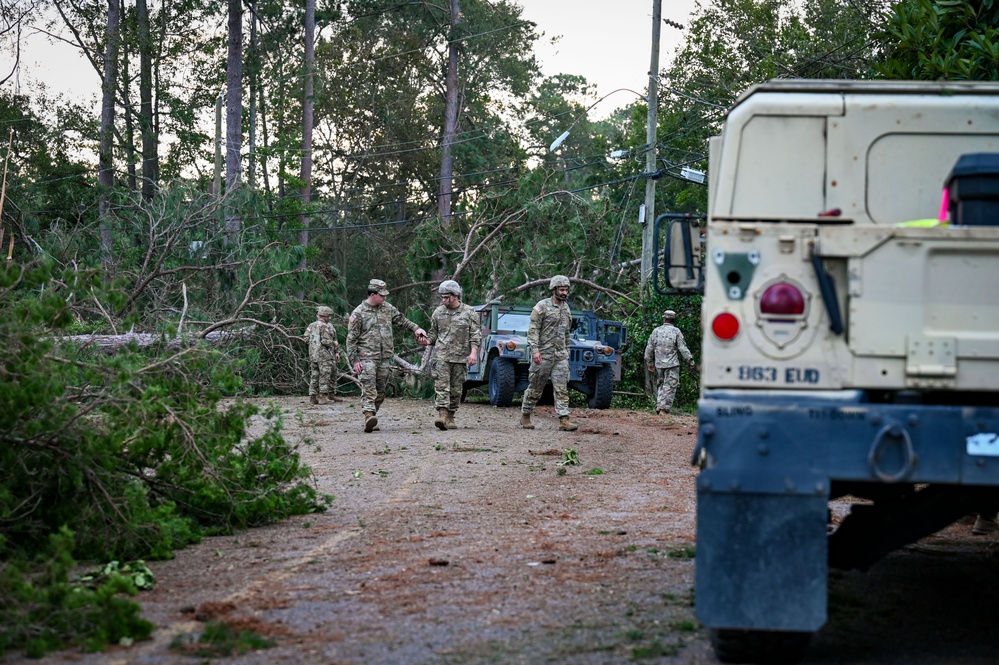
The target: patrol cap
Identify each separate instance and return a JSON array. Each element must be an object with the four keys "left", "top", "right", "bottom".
[
  {"left": 367, "top": 279, "right": 390, "bottom": 296},
  {"left": 663, "top": 310, "right": 677, "bottom": 320},
  {"left": 317, "top": 305, "right": 333, "bottom": 317}
]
